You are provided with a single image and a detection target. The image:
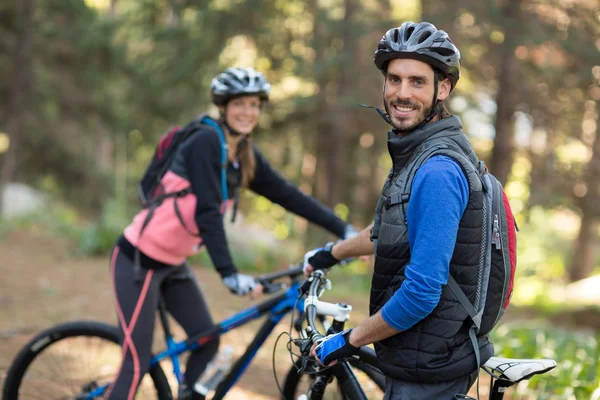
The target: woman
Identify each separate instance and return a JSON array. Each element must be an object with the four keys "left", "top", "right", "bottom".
[{"left": 106, "top": 67, "right": 356, "bottom": 400}]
